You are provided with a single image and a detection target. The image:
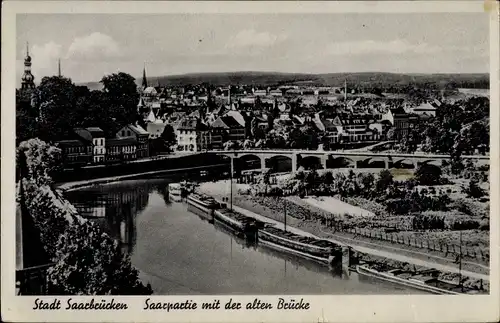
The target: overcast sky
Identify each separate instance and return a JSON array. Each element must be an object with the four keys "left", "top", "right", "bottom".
[{"left": 16, "top": 13, "right": 489, "bottom": 84}]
